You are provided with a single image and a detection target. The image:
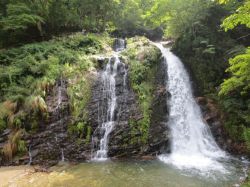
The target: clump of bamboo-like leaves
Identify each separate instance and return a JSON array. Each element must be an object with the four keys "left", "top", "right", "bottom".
[
  {"left": 24, "top": 95, "right": 47, "bottom": 113},
  {"left": 2, "top": 129, "right": 26, "bottom": 161}
]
